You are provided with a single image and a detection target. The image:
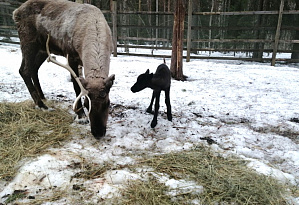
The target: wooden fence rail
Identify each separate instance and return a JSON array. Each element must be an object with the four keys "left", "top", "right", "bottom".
[{"left": 1, "top": 0, "right": 299, "bottom": 65}]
